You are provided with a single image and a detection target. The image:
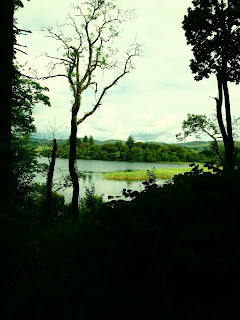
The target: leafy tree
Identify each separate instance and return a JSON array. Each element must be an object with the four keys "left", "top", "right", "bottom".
[
  {"left": 126, "top": 135, "right": 135, "bottom": 149},
  {"left": 83, "top": 136, "right": 89, "bottom": 143},
  {"left": 115, "top": 141, "right": 126, "bottom": 152},
  {"left": 177, "top": 113, "right": 240, "bottom": 165},
  {"left": 89, "top": 135, "right": 94, "bottom": 145},
  {"left": 128, "top": 147, "right": 144, "bottom": 162},
  {"left": 42, "top": 0, "right": 141, "bottom": 215},
  {"left": 101, "top": 143, "right": 118, "bottom": 160},
  {"left": 182, "top": 0, "right": 240, "bottom": 169},
  {"left": 12, "top": 64, "right": 50, "bottom": 136},
  {"left": 176, "top": 113, "right": 223, "bottom": 164},
  {"left": 76, "top": 138, "right": 82, "bottom": 148},
  {"left": 144, "top": 148, "right": 158, "bottom": 162},
  {"left": 135, "top": 142, "right": 144, "bottom": 149},
  {"left": 11, "top": 64, "right": 51, "bottom": 202},
  {"left": 177, "top": 114, "right": 220, "bottom": 141}
]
